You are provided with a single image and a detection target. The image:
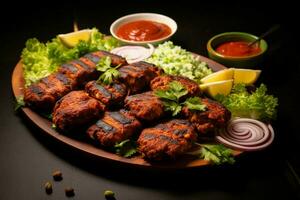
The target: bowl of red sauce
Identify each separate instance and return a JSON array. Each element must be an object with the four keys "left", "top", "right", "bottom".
[
  {"left": 110, "top": 13, "right": 177, "bottom": 45},
  {"left": 207, "top": 32, "right": 268, "bottom": 68}
]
